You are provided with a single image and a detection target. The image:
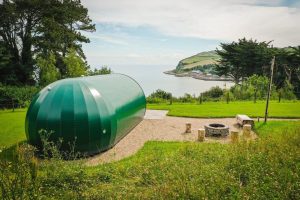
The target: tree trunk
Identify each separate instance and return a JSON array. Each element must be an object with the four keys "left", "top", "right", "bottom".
[{"left": 20, "top": 16, "right": 35, "bottom": 85}]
